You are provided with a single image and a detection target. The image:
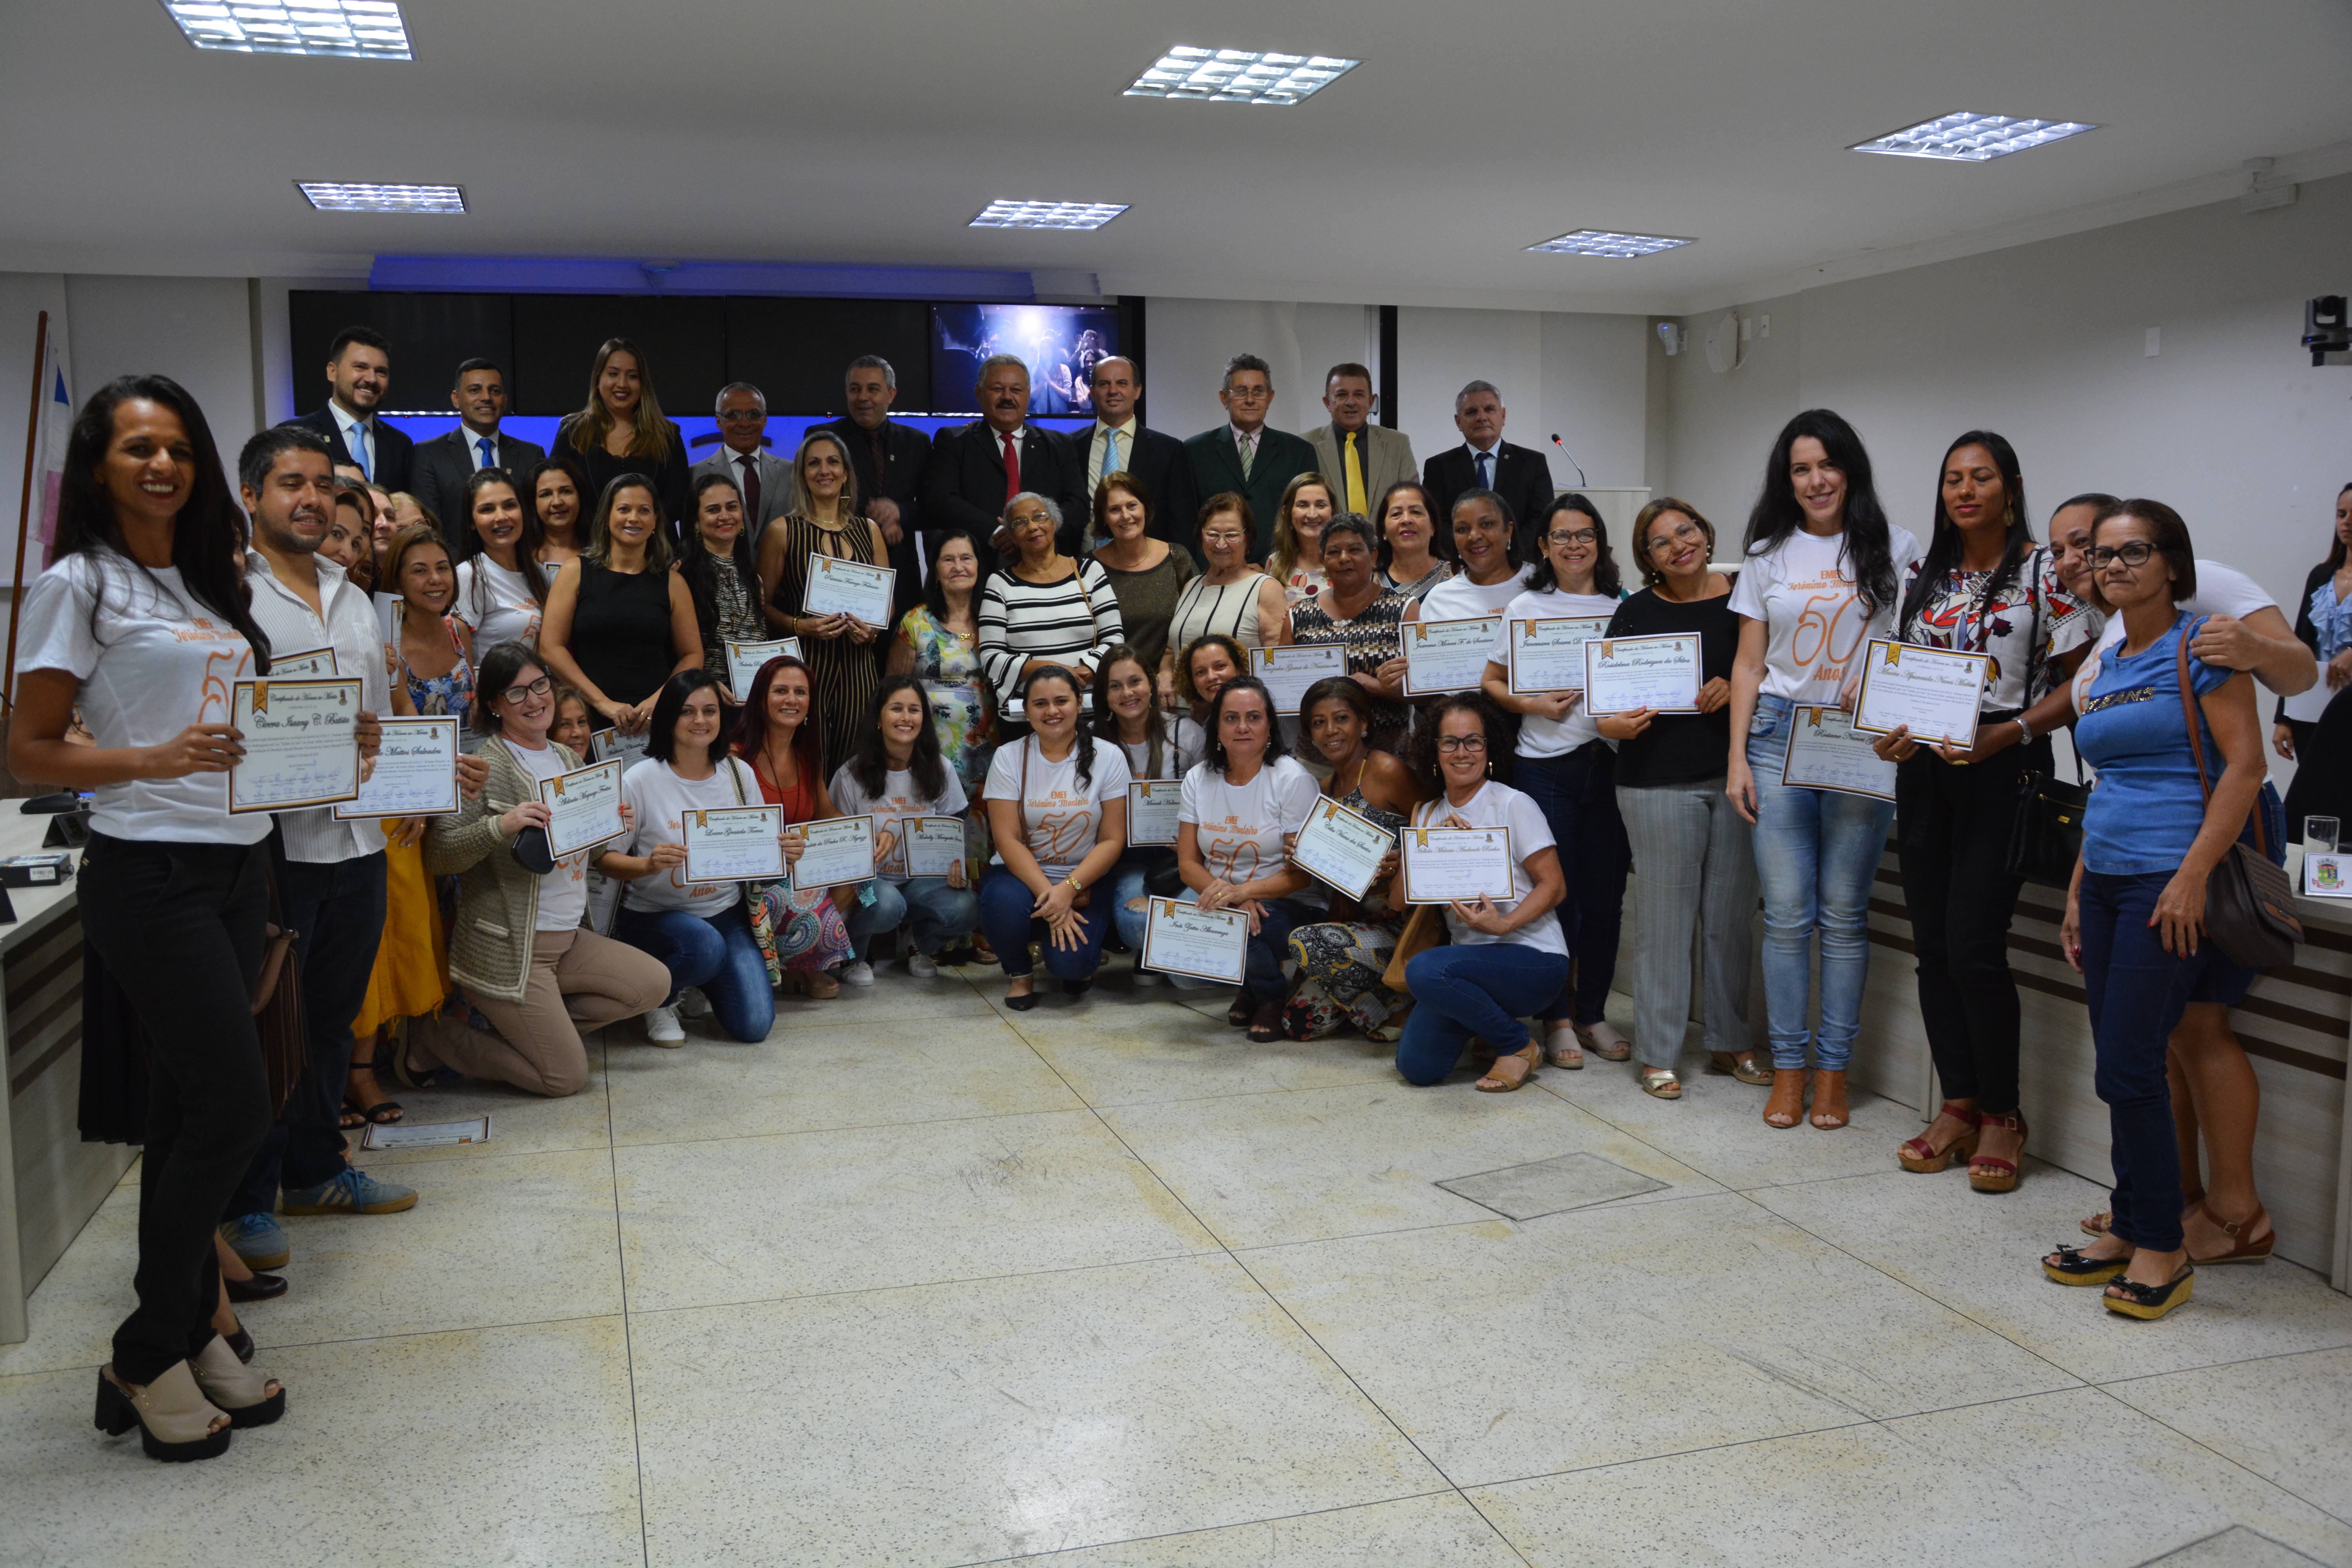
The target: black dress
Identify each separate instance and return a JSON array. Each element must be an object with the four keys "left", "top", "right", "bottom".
[
  {"left": 572, "top": 564, "right": 676, "bottom": 722},
  {"left": 2281, "top": 557, "right": 2352, "bottom": 837},
  {"left": 556, "top": 416, "right": 694, "bottom": 540}
]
